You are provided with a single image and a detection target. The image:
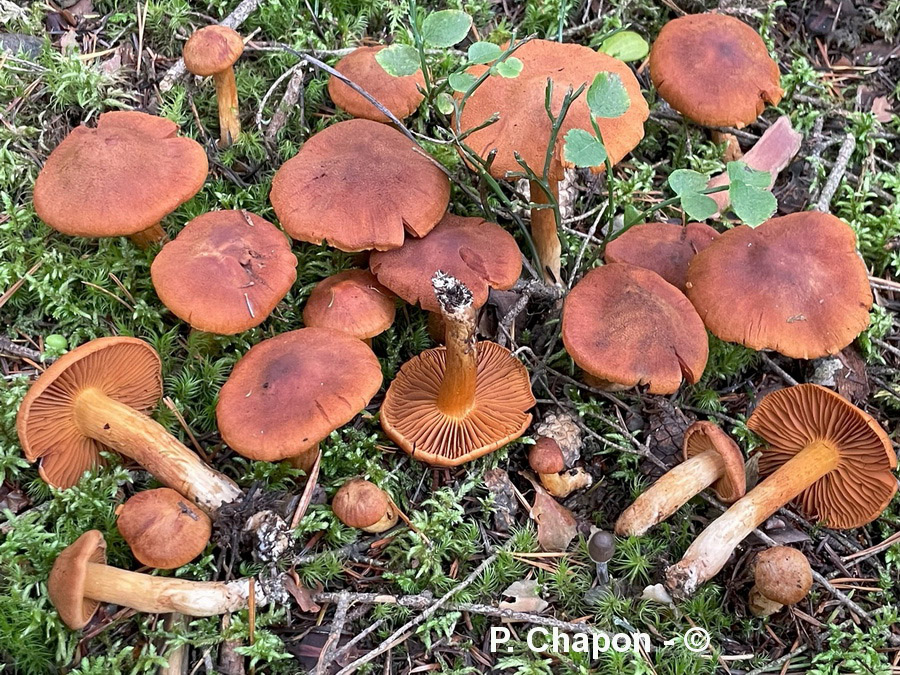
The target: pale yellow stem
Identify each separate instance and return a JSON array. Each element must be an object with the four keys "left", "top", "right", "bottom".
[
  {"left": 436, "top": 302, "right": 477, "bottom": 418},
  {"left": 529, "top": 179, "right": 562, "bottom": 285},
  {"left": 214, "top": 68, "right": 240, "bottom": 147}
]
